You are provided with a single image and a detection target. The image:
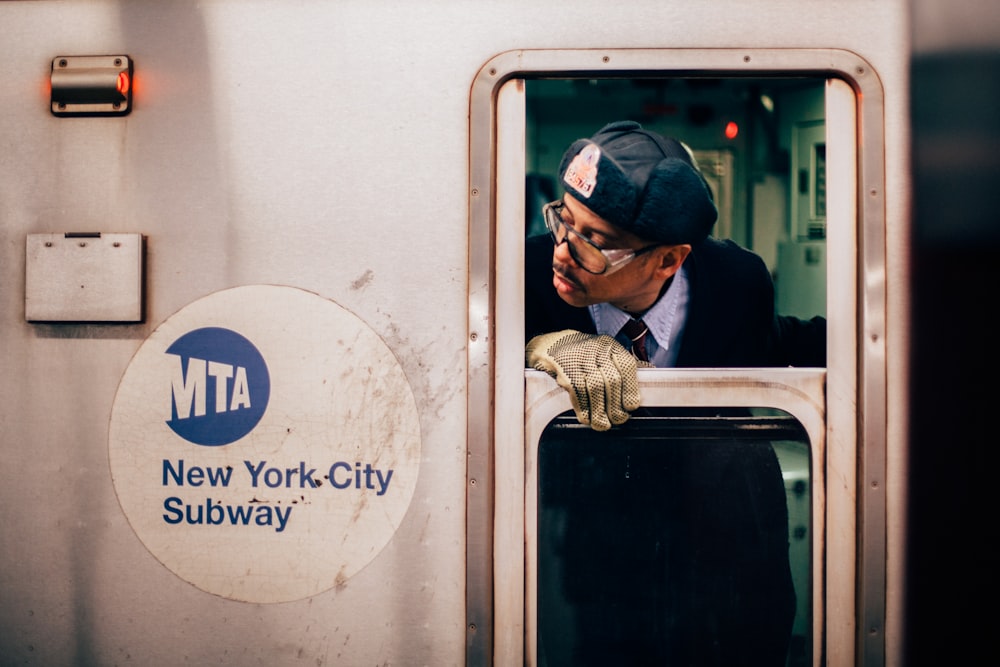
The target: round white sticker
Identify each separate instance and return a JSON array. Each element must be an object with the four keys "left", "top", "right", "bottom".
[{"left": 108, "top": 285, "right": 421, "bottom": 603}]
